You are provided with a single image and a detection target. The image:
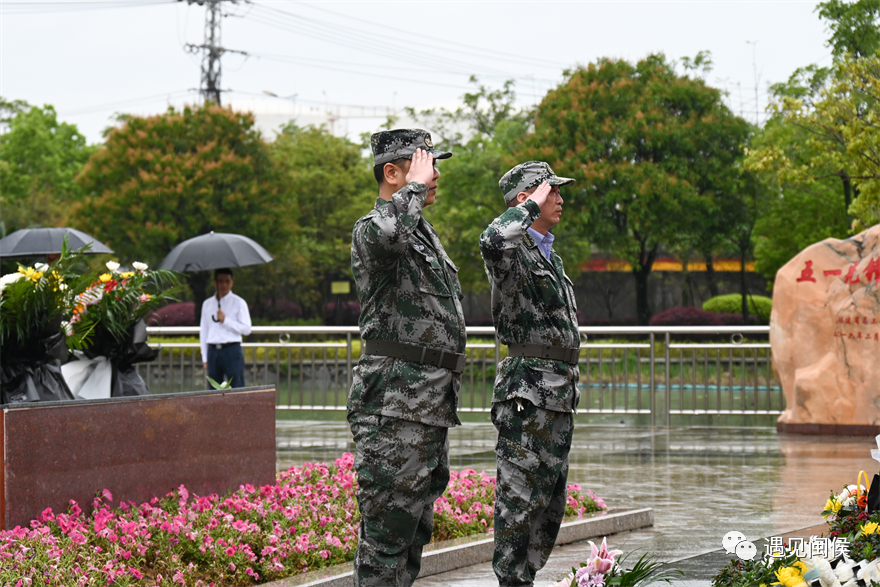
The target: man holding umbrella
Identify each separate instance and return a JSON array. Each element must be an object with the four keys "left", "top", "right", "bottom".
[
  {"left": 199, "top": 268, "right": 252, "bottom": 388},
  {"left": 348, "top": 130, "right": 466, "bottom": 587}
]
